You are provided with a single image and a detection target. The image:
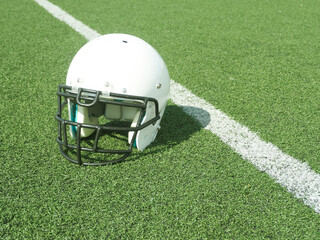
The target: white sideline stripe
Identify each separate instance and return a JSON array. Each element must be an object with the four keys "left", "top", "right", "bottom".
[
  {"left": 34, "top": 0, "right": 320, "bottom": 213},
  {"left": 34, "top": 0, "right": 100, "bottom": 41},
  {"left": 170, "top": 81, "right": 320, "bottom": 213}
]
